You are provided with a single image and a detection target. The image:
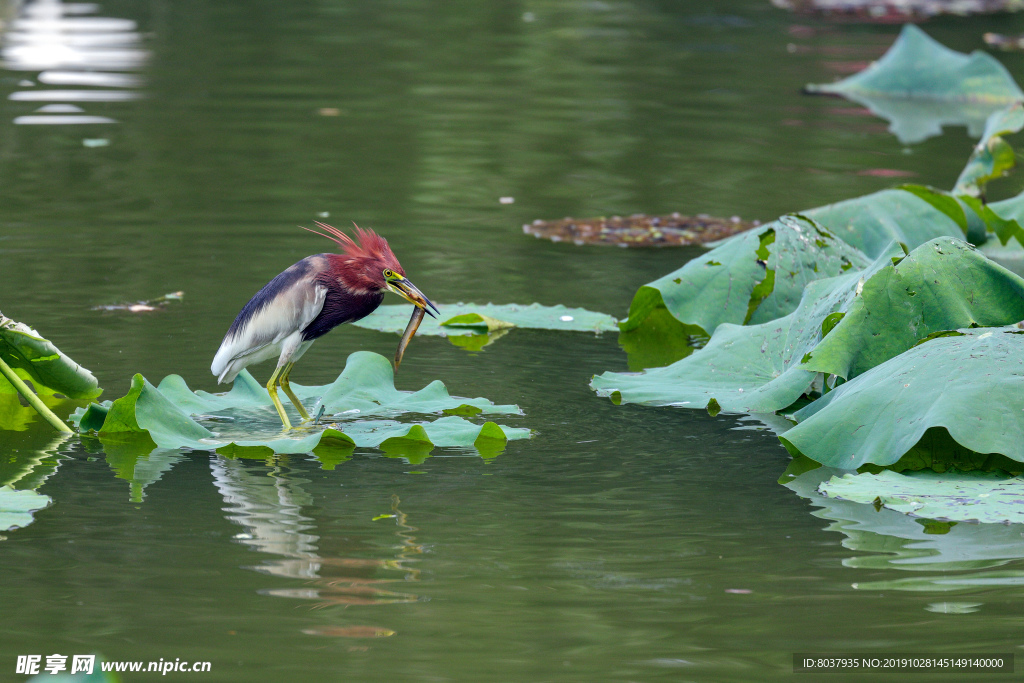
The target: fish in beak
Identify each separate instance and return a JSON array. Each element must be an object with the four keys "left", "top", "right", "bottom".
[{"left": 386, "top": 275, "right": 439, "bottom": 370}]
